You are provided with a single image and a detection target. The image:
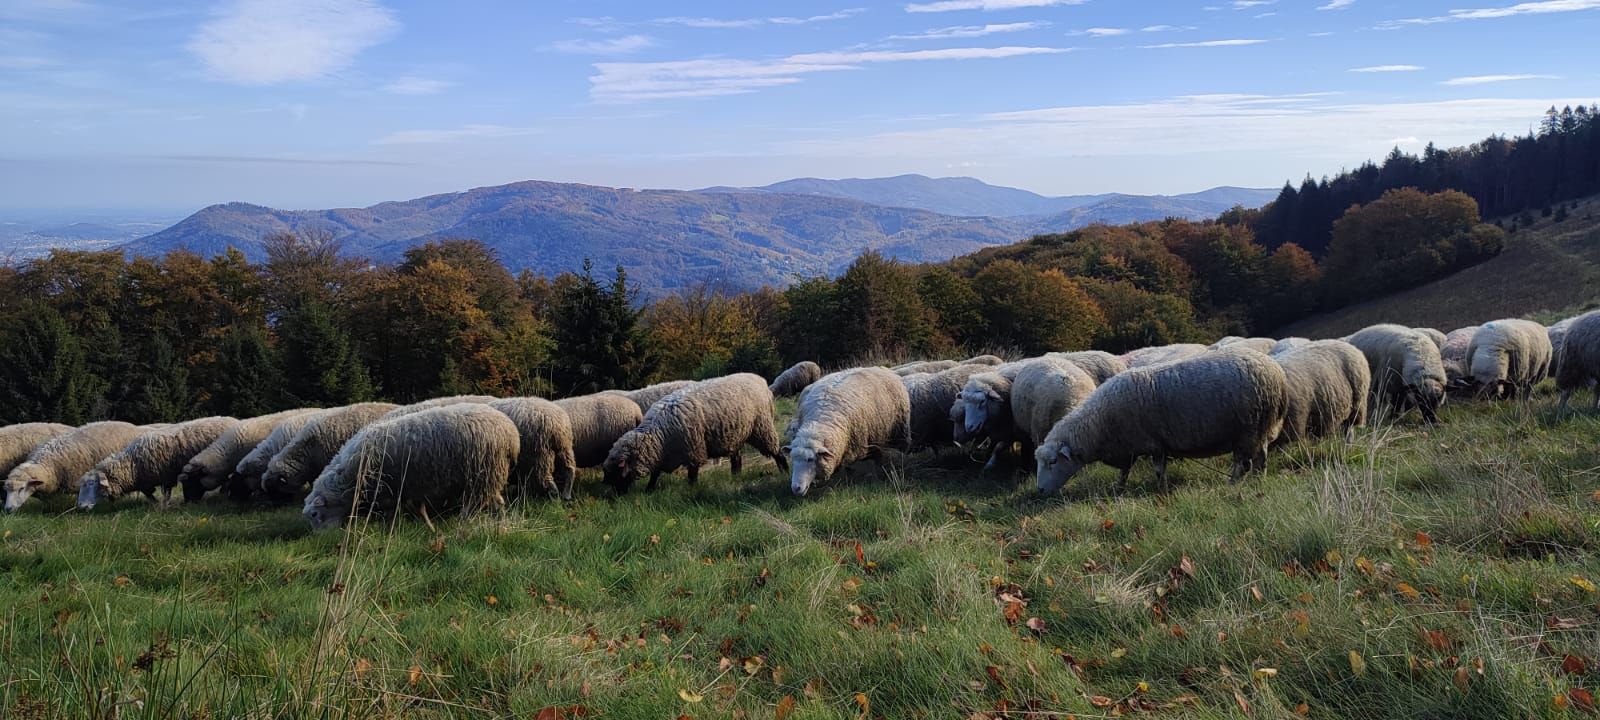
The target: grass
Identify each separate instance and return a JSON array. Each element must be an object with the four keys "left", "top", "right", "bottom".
[{"left": 5, "top": 393, "right": 1600, "bottom": 719}]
